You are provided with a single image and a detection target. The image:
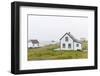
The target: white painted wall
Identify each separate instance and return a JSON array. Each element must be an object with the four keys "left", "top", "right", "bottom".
[
  {"left": 60, "top": 34, "right": 74, "bottom": 50},
  {"left": 33, "top": 44, "right": 39, "bottom": 48},
  {"left": 28, "top": 42, "right": 39, "bottom": 48},
  {"left": 28, "top": 42, "right": 33, "bottom": 48},
  {"left": 74, "top": 42, "right": 82, "bottom": 50}
]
